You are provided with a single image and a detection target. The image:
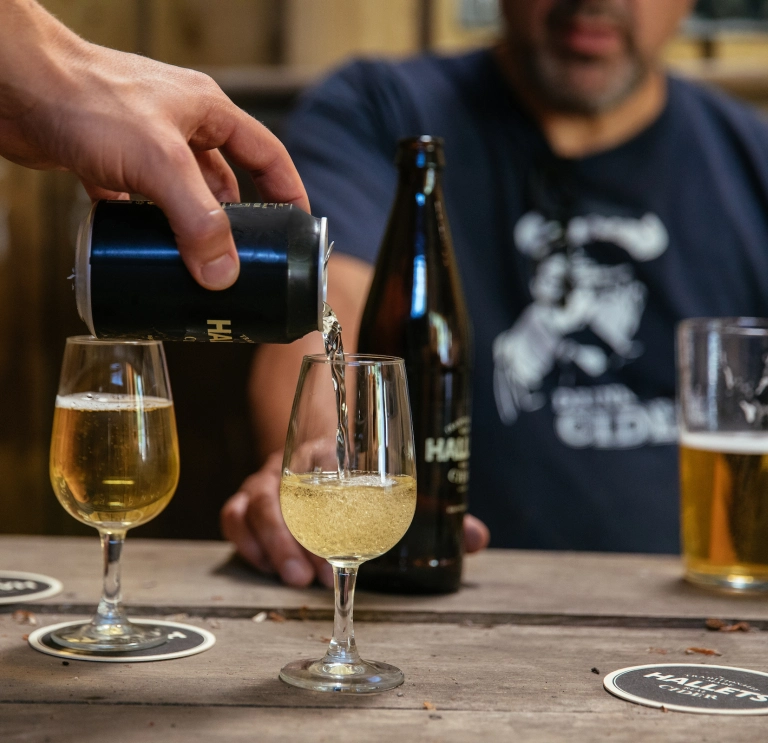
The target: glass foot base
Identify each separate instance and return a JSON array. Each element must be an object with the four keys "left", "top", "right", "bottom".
[
  {"left": 280, "top": 657, "right": 404, "bottom": 693},
  {"left": 685, "top": 570, "right": 768, "bottom": 593},
  {"left": 51, "top": 621, "right": 167, "bottom": 653}
]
